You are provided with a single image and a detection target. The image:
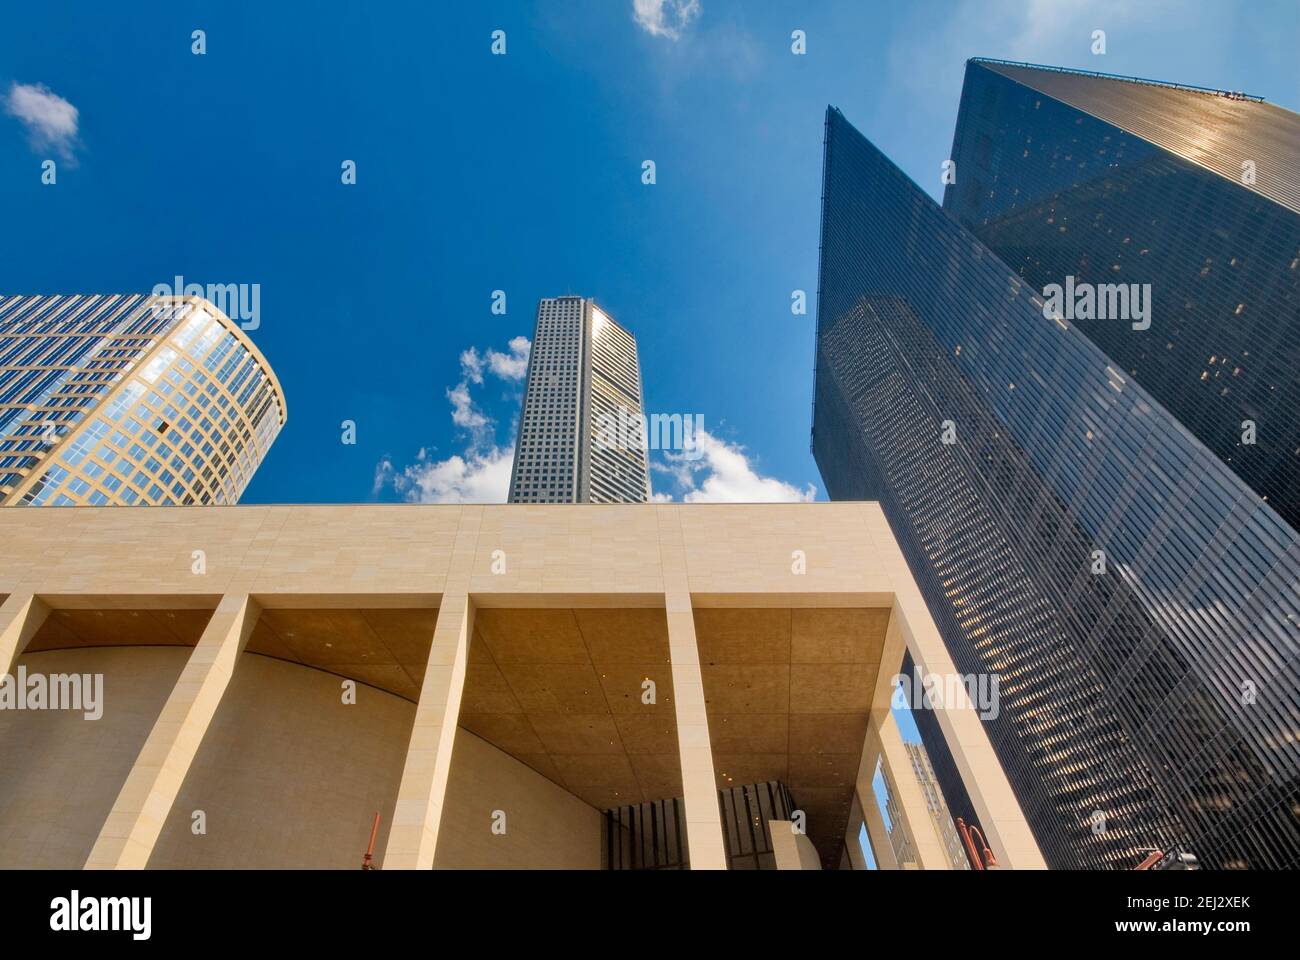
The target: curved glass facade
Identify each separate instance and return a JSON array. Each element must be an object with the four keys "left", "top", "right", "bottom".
[
  {"left": 0, "top": 294, "right": 285, "bottom": 507},
  {"left": 813, "top": 106, "right": 1300, "bottom": 869}
]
